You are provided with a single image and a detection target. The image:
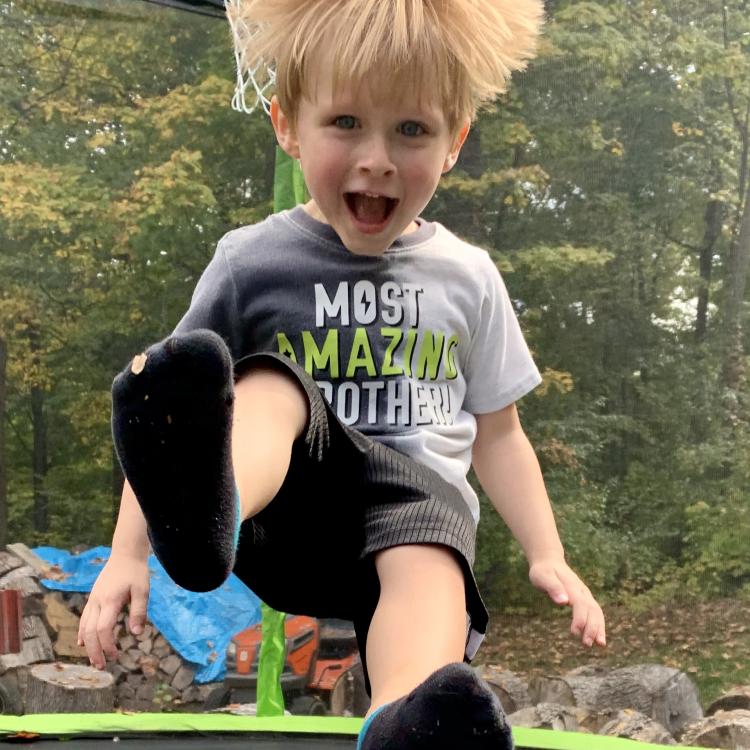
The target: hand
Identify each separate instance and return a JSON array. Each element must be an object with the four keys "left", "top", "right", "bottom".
[
  {"left": 77, "top": 552, "right": 150, "bottom": 670},
  {"left": 529, "top": 558, "right": 606, "bottom": 648}
]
